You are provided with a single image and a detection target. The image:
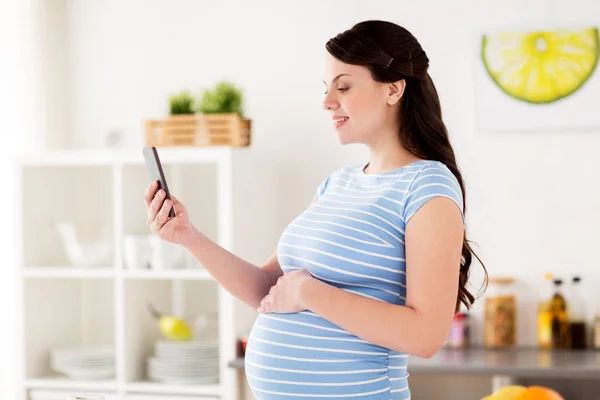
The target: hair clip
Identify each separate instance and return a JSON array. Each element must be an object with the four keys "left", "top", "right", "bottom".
[{"left": 386, "top": 57, "right": 394, "bottom": 68}]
